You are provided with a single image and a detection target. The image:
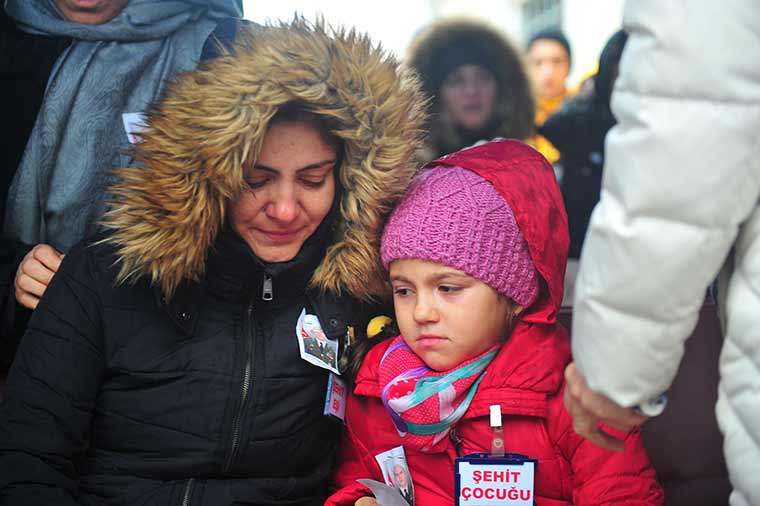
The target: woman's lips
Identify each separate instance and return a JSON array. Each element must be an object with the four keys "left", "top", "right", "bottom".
[
  {"left": 71, "top": 0, "right": 105, "bottom": 8},
  {"left": 255, "top": 228, "right": 301, "bottom": 244}
]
